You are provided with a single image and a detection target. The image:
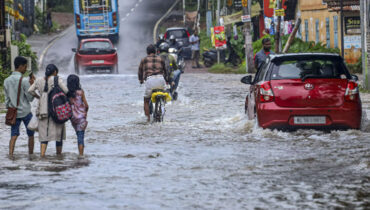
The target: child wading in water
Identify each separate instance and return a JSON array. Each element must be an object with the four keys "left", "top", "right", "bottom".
[{"left": 67, "top": 75, "right": 89, "bottom": 156}]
